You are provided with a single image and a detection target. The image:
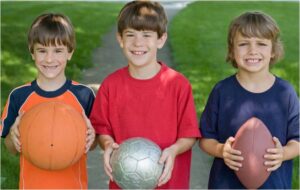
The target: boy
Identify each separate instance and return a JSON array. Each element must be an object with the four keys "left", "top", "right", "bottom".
[
  {"left": 1, "top": 13, "right": 95, "bottom": 189},
  {"left": 199, "top": 11, "right": 299, "bottom": 188},
  {"left": 90, "top": 1, "right": 201, "bottom": 189}
]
